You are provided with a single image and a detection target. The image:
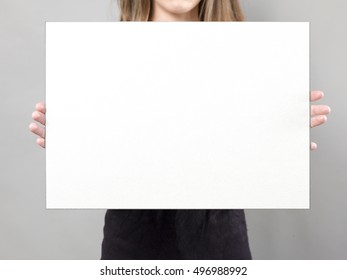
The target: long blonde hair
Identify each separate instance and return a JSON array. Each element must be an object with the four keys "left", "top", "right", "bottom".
[{"left": 118, "top": 0, "right": 245, "bottom": 21}]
